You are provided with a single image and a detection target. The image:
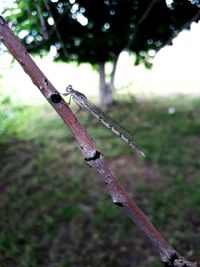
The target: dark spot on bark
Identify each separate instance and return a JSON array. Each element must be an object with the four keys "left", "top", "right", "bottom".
[
  {"left": 163, "top": 253, "right": 179, "bottom": 267},
  {"left": 44, "top": 78, "right": 49, "bottom": 85},
  {"left": 114, "top": 202, "right": 123, "bottom": 207},
  {"left": 50, "top": 93, "right": 62, "bottom": 103},
  {"left": 85, "top": 151, "right": 101, "bottom": 162},
  {"left": 0, "top": 16, "right": 5, "bottom": 26},
  {"left": 20, "top": 61, "right": 25, "bottom": 66}
]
